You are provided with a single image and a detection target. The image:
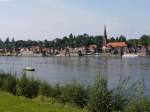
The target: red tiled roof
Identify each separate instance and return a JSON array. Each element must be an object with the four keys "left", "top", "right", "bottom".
[{"left": 107, "top": 42, "right": 126, "bottom": 47}]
